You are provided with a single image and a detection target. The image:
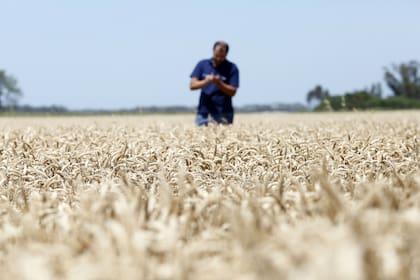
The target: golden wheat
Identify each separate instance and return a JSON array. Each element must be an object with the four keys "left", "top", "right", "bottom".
[{"left": 0, "top": 111, "right": 419, "bottom": 279}]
